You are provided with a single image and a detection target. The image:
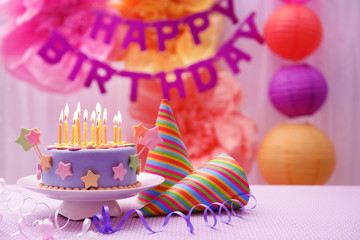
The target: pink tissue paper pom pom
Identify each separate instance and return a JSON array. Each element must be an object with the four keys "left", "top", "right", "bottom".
[
  {"left": 129, "top": 68, "right": 257, "bottom": 172},
  {"left": 0, "top": 0, "right": 119, "bottom": 93}
]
